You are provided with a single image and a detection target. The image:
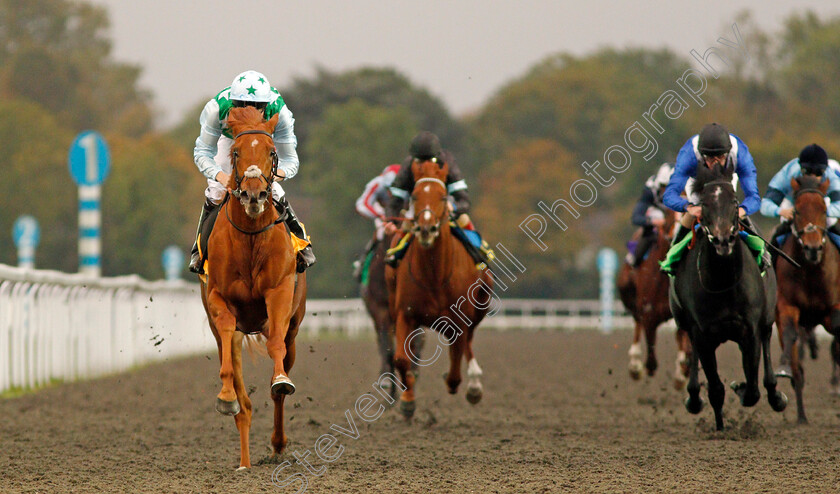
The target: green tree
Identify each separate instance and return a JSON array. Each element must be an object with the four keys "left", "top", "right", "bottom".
[
  {"left": 299, "top": 99, "right": 416, "bottom": 297},
  {"left": 101, "top": 134, "right": 205, "bottom": 279},
  {"left": 0, "top": 0, "right": 152, "bottom": 137},
  {"left": 0, "top": 100, "right": 76, "bottom": 270}
]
